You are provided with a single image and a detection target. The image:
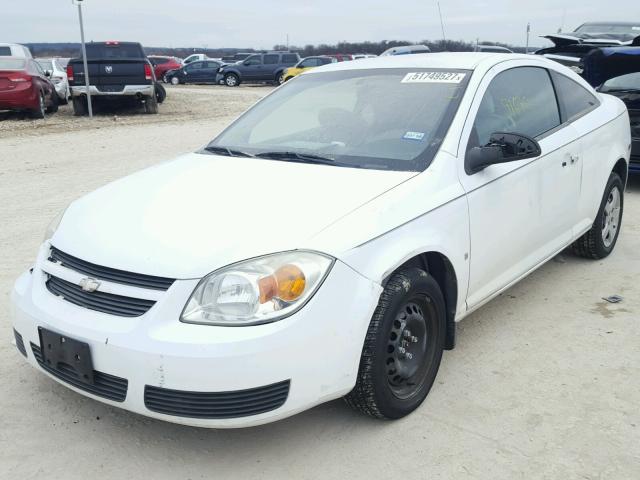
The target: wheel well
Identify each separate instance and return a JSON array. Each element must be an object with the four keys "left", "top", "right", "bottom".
[
  {"left": 613, "top": 158, "right": 628, "bottom": 187},
  {"left": 384, "top": 252, "right": 458, "bottom": 350}
]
